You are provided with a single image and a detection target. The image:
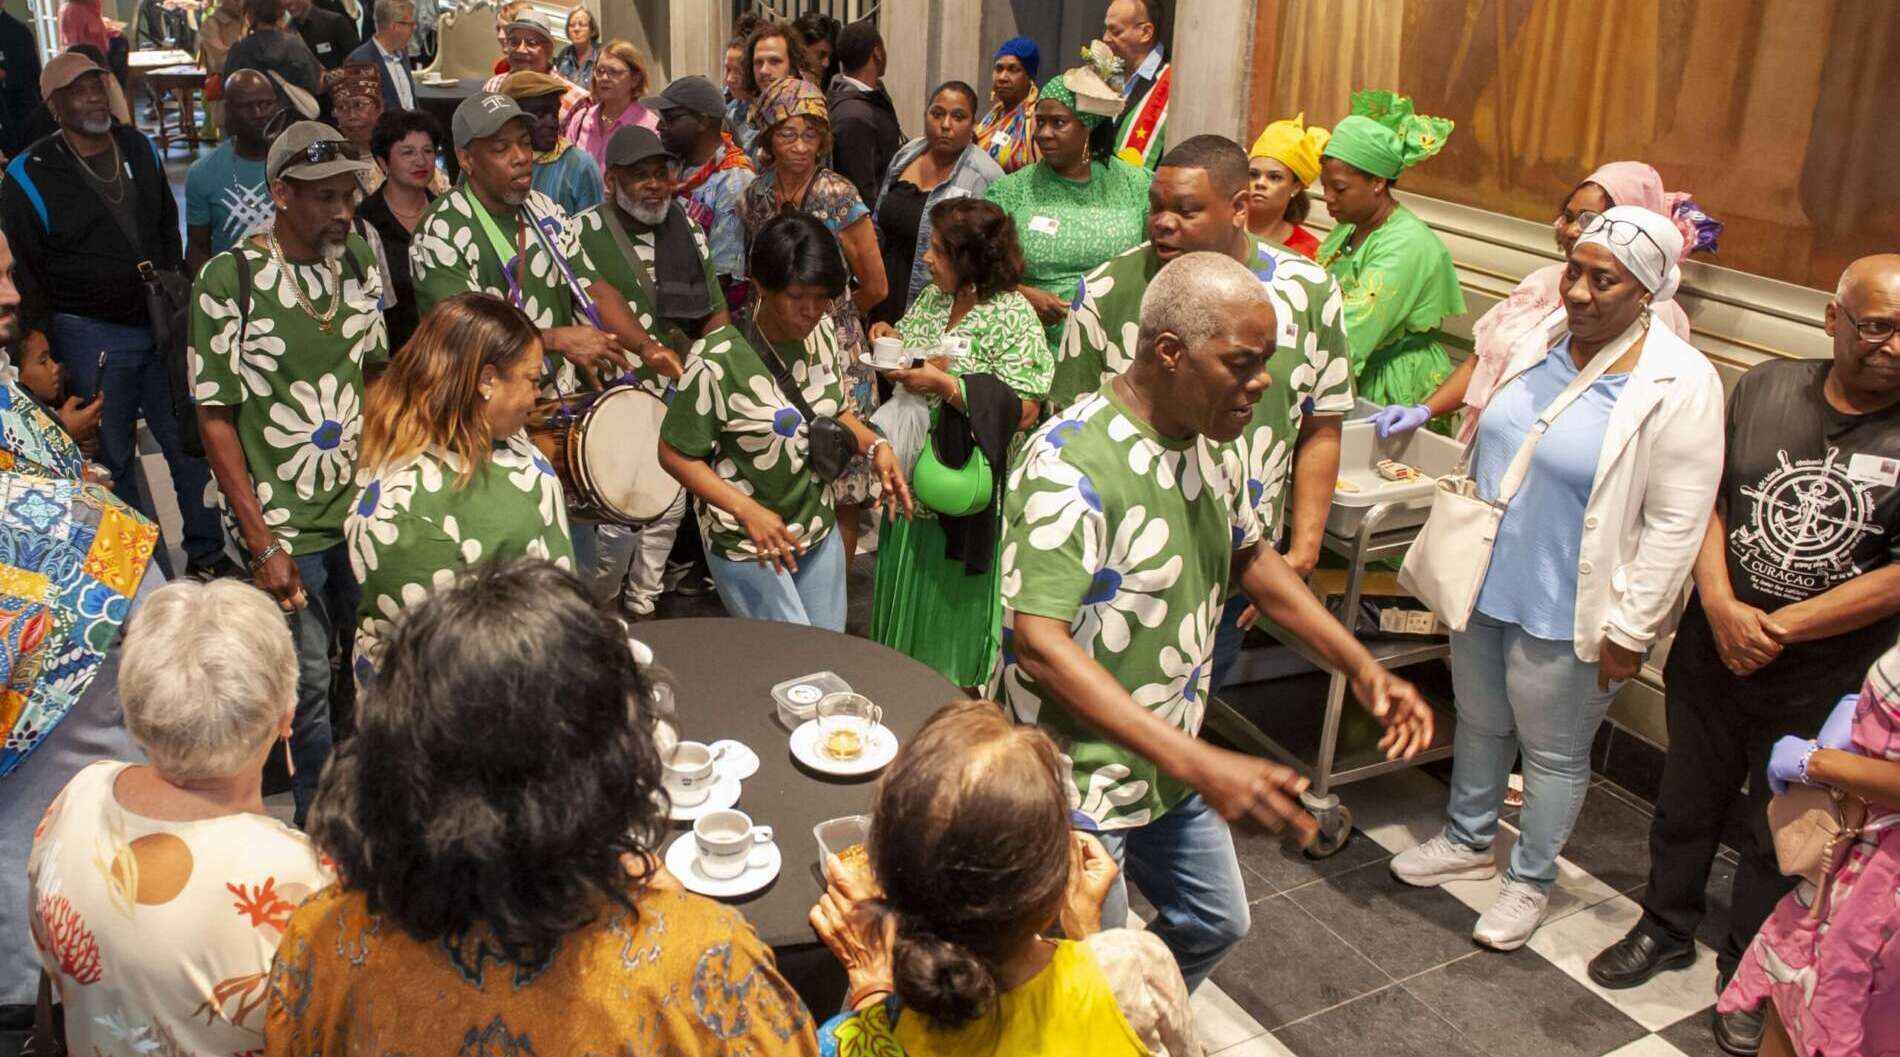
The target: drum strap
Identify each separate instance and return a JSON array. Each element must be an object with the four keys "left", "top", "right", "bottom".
[
  {"left": 465, "top": 188, "right": 603, "bottom": 328},
  {"left": 598, "top": 203, "right": 659, "bottom": 306}
]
